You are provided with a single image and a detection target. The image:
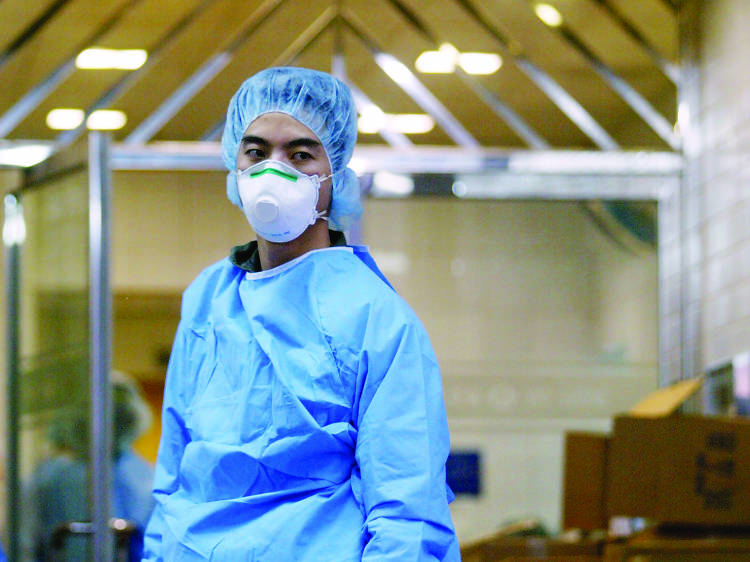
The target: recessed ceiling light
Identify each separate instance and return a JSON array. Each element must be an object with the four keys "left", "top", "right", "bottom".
[
  {"left": 387, "top": 114, "right": 434, "bottom": 134},
  {"left": 416, "top": 44, "right": 502, "bottom": 75},
  {"left": 358, "top": 104, "right": 387, "bottom": 134},
  {"left": 358, "top": 111, "right": 434, "bottom": 135},
  {"left": 0, "top": 143, "right": 54, "bottom": 167},
  {"left": 534, "top": 3, "right": 564, "bottom": 27},
  {"left": 46, "top": 108, "right": 84, "bottom": 130},
  {"left": 458, "top": 52, "right": 503, "bottom": 75},
  {"left": 415, "top": 43, "right": 459, "bottom": 74},
  {"left": 76, "top": 48, "right": 148, "bottom": 70},
  {"left": 86, "top": 109, "right": 127, "bottom": 130}
]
